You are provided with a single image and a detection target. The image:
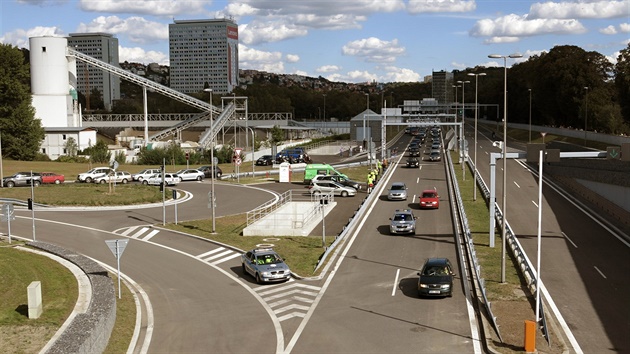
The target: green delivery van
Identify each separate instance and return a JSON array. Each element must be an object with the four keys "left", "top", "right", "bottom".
[{"left": 303, "top": 164, "right": 348, "bottom": 184}]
